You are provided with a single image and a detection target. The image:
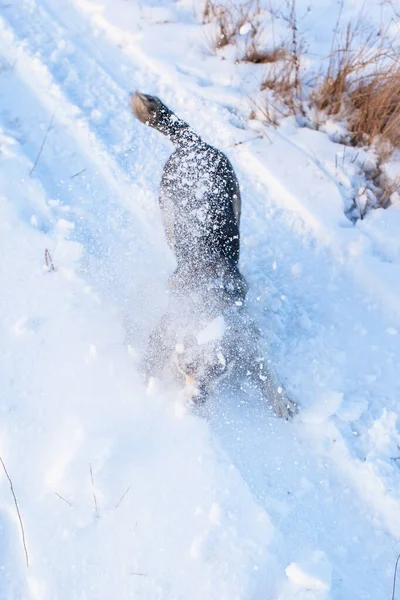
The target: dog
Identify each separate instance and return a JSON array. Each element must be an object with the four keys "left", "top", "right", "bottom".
[
  {"left": 130, "top": 92, "right": 296, "bottom": 418},
  {"left": 131, "top": 92, "right": 247, "bottom": 297}
]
